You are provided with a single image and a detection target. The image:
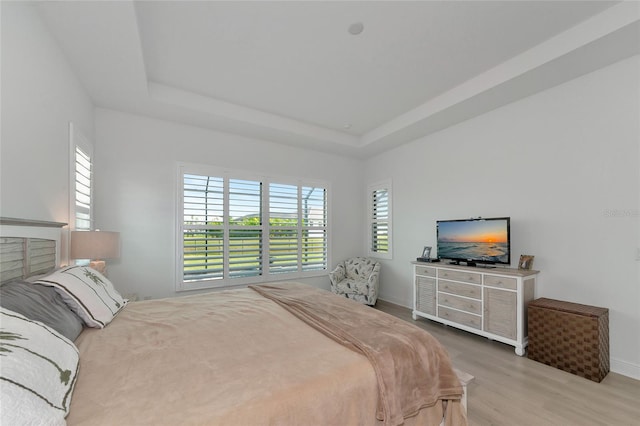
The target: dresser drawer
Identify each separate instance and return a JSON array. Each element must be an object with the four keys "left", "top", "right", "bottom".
[
  {"left": 438, "top": 269, "right": 482, "bottom": 284},
  {"left": 438, "top": 306, "right": 482, "bottom": 330},
  {"left": 439, "top": 292, "right": 482, "bottom": 315},
  {"left": 484, "top": 275, "right": 517, "bottom": 290},
  {"left": 438, "top": 280, "right": 481, "bottom": 300},
  {"left": 415, "top": 265, "right": 436, "bottom": 277}
]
